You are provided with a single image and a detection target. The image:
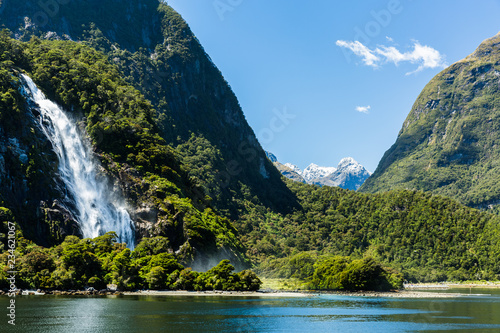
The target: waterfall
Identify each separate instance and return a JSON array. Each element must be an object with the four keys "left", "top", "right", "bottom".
[{"left": 20, "top": 74, "right": 136, "bottom": 248}]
